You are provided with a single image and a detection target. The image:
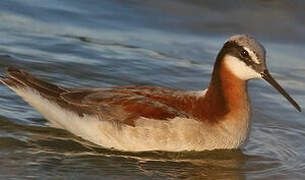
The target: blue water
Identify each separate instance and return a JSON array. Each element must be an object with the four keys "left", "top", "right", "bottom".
[{"left": 0, "top": 0, "right": 304, "bottom": 179}]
